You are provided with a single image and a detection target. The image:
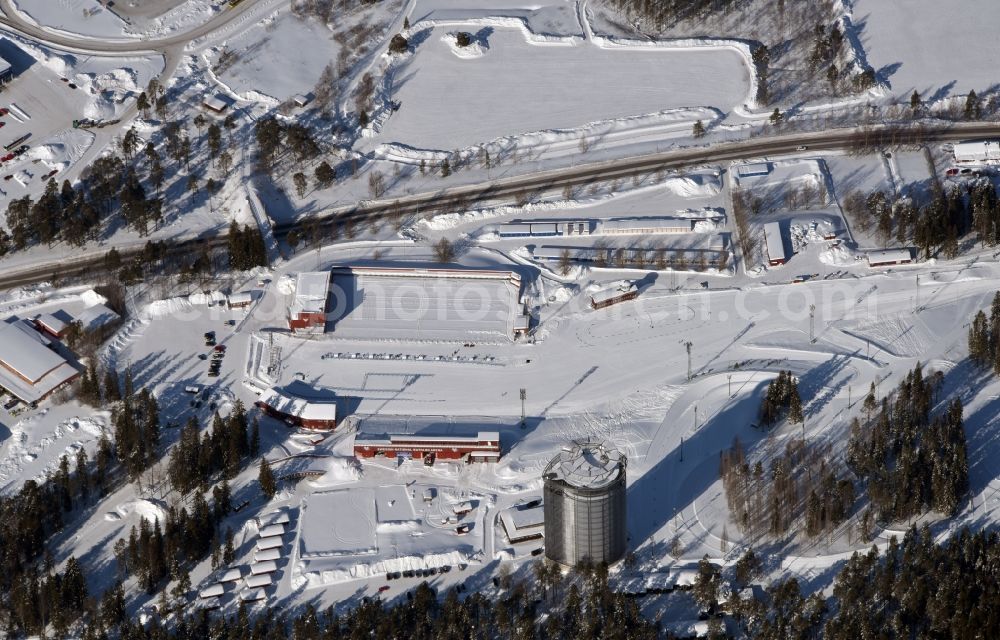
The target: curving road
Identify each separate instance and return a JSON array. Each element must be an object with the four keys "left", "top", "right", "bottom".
[{"left": 0, "top": 0, "right": 282, "bottom": 53}]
